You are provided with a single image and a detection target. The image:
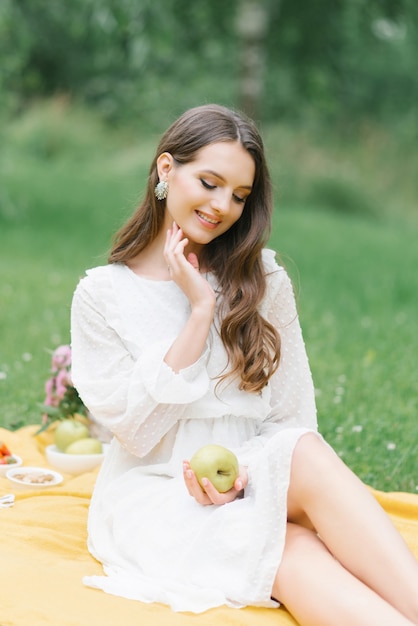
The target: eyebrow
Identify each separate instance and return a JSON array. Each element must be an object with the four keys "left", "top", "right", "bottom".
[{"left": 200, "top": 169, "right": 253, "bottom": 190}]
